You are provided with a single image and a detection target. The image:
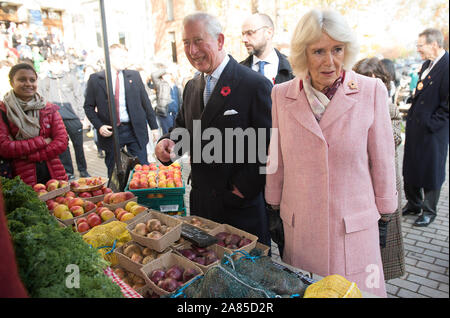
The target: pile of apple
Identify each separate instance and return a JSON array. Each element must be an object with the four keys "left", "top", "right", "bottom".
[
  {"left": 132, "top": 218, "right": 173, "bottom": 239},
  {"left": 75, "top": 212, "right": 104, "bottom": 233},
  {"left": 128, "top": 162, "right": 182, "bottom": 190},
  {"left": 103, "top": 191, "right": 135, "bottom": 205},
  {"left": 33, "top": 179, "right": 69, "bottom": 197},
  {"left": 112, "top": 201, "right": 147, "bottom": 222},
  {"left": 177, "top": 245, "right": 219, "bottom": 266},
  {"left": 148, "top": 265, "right": 200, "bottom": 293},
  {"left": 47, "top": 192, "right": 96, "bottom": 221},
  {"left": 214, "top": 232, "right": 253, "bottom": 250},
  {"left": 70, "top": 176, "right": 104, "bottom": 189},
  {"left": 76, "top": 185, "right": 113, "bottom": 199},
  {"left": 122, "top": 242, "right": 166, "bottom": 265},
  {"left": 112, "top": 266, "right": 147, "bottom": 292}
]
